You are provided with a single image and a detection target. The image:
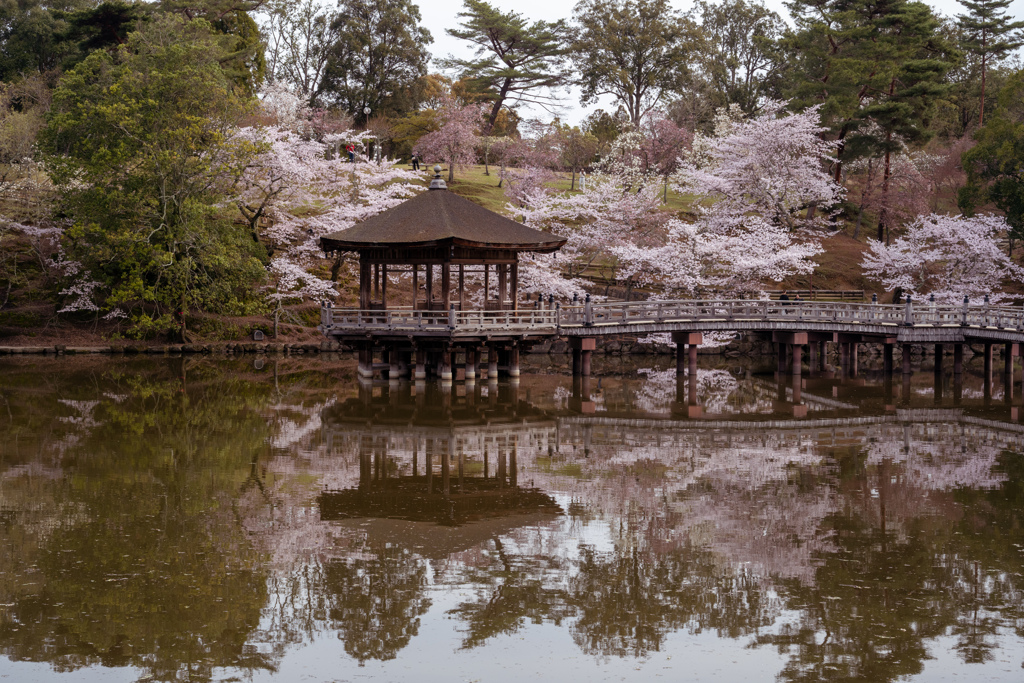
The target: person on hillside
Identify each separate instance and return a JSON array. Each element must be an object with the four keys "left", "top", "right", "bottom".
[
  {"left": 411, "top": 153, "right": 420, "bottom": 171},
  {"left": 779, "top": 291, "right": 790, "bottom": 305},
  {"left": 347, "top": 144, "right": 355, "bottom": 163}
]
